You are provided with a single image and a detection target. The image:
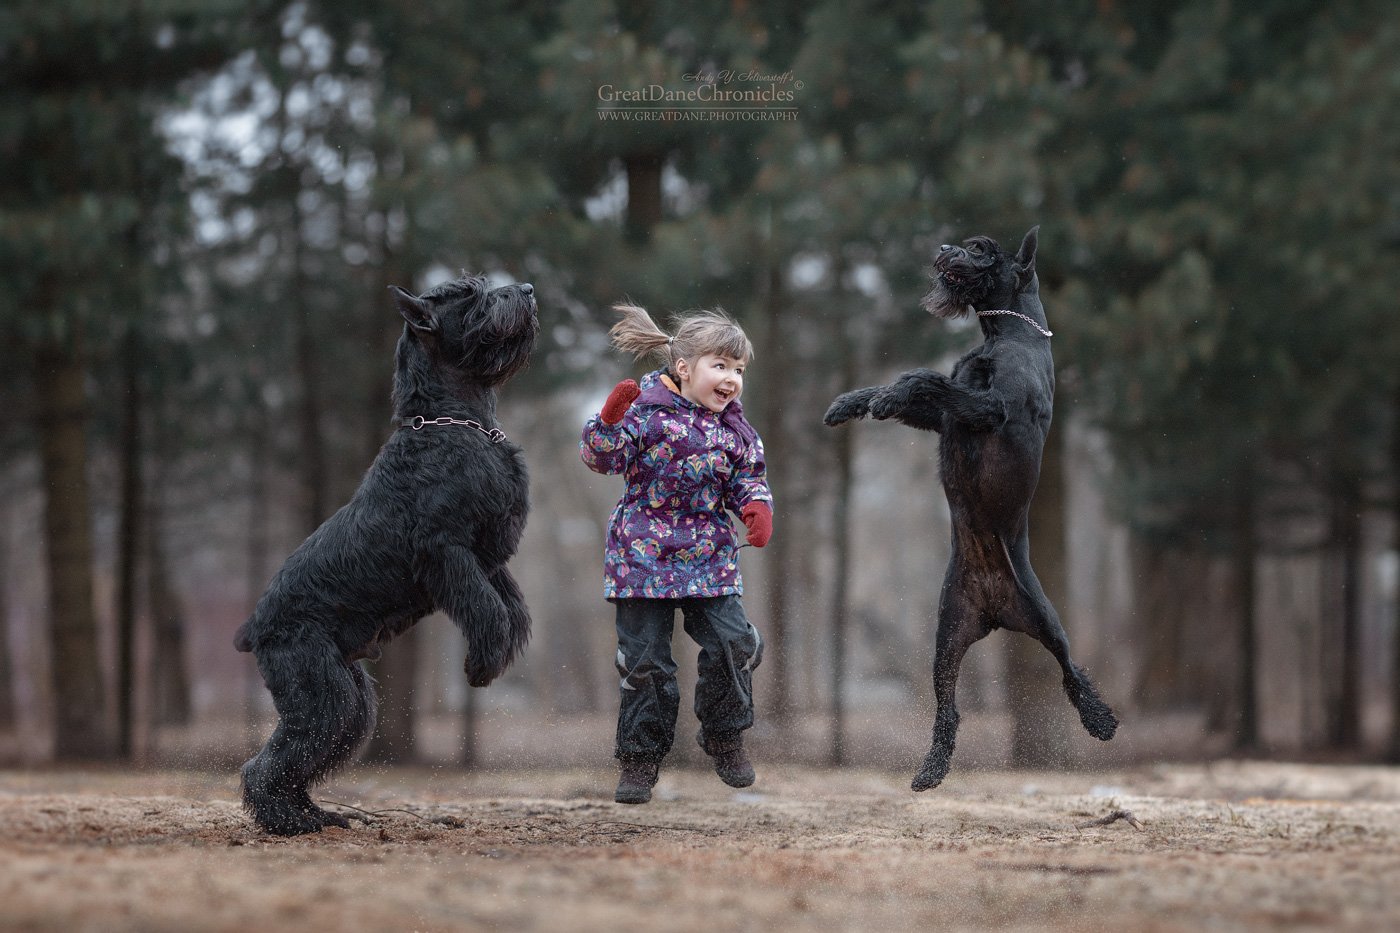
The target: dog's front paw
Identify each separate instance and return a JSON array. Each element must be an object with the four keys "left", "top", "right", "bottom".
[
  {"left": 464, "top": 667, "right": 496, "bottom": 688},
  {"left": 868, "top": 388, "right": 906, "bottom": 421},
  {"left": 464, "top": 643, "right": 510, "bottom": 688},
  {"left": 824, "top": 388, "right": 877, "bottom": 426},
  {"left": 464, "top": 656, "right": 502, "bottom": 688}
]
